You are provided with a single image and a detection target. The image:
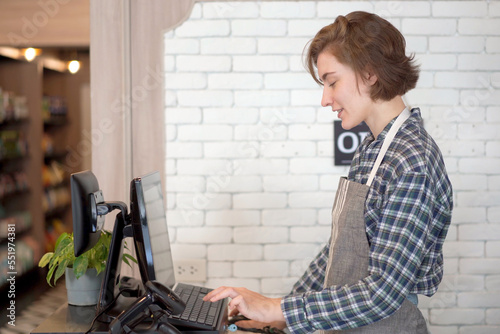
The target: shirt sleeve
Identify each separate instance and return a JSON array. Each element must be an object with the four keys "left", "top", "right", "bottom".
[
  {"left": 288, "top": 243, "right": 329, "bottom": 295},
  {"left": 282, "top": 171, "right": 434, "bottom": 333}
]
